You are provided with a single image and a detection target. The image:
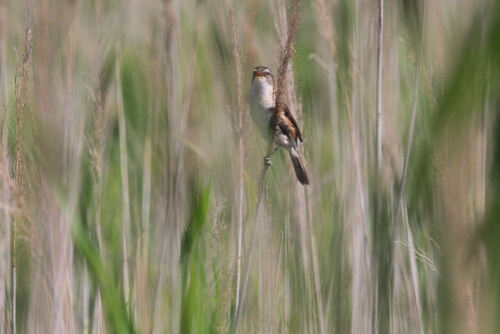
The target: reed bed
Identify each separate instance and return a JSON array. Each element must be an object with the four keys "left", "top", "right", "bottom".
[{"left": 1, "top": 0, "right": 499, "bottom": 333}]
